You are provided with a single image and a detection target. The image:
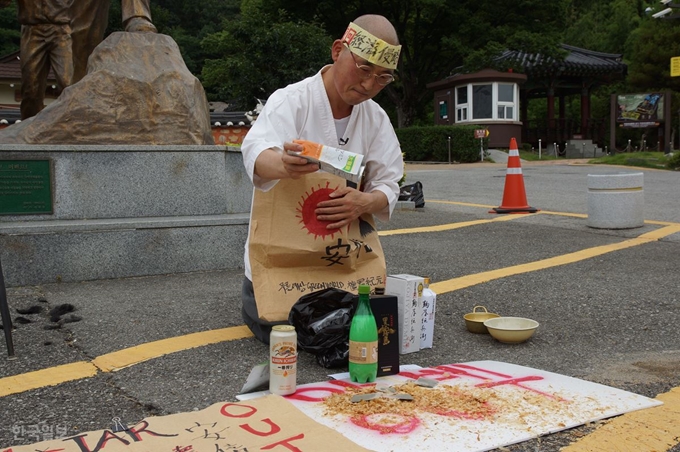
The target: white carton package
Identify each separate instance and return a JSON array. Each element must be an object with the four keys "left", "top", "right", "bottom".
[
  {"left": 385, "top": 274, "right": 424, "bottom": 354},
  {"left": 291, "top": 140, "right": 365, "bottom": 183}
]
